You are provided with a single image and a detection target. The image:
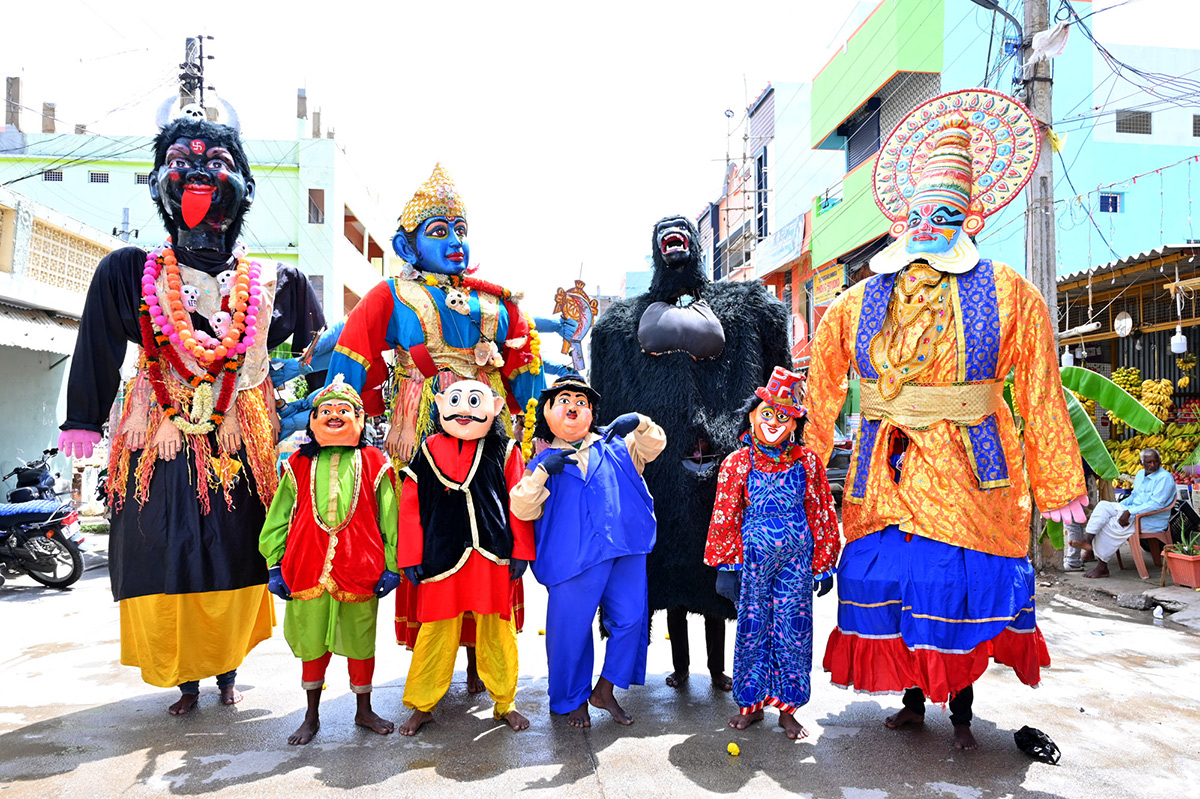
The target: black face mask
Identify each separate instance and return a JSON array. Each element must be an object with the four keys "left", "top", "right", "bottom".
[{"left": 150, "top": 136, "right": 254, "bottom": 250}]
